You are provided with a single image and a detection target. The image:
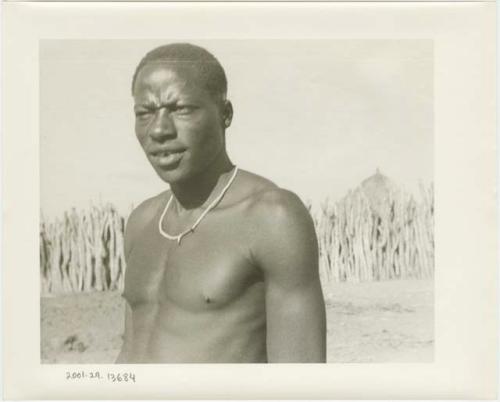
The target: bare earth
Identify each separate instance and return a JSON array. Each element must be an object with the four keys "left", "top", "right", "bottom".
[{"left": 41, "top": 279, "right": 433, "bottom": 363}]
